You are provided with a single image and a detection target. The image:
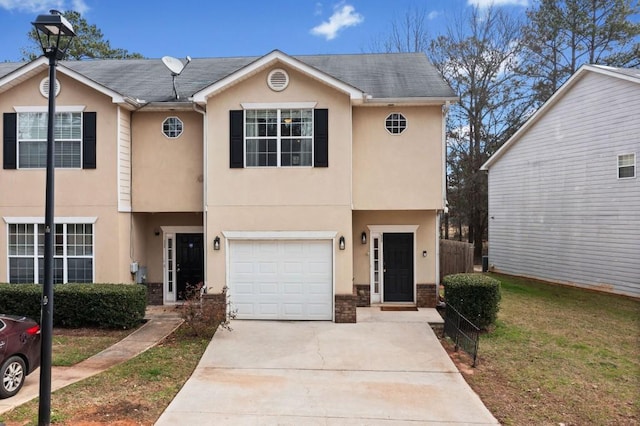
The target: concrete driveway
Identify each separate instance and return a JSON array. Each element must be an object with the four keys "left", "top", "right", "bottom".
[{"left": 156, "top": 308, "right": 498, "bottom": 425}]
